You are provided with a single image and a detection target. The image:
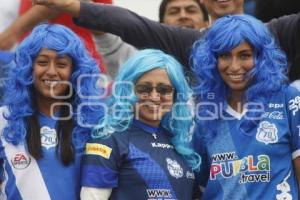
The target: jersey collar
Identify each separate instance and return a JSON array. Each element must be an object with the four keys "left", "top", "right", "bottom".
[{"left": 133, "top": 119, "right": 159, "bottom": 134}]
